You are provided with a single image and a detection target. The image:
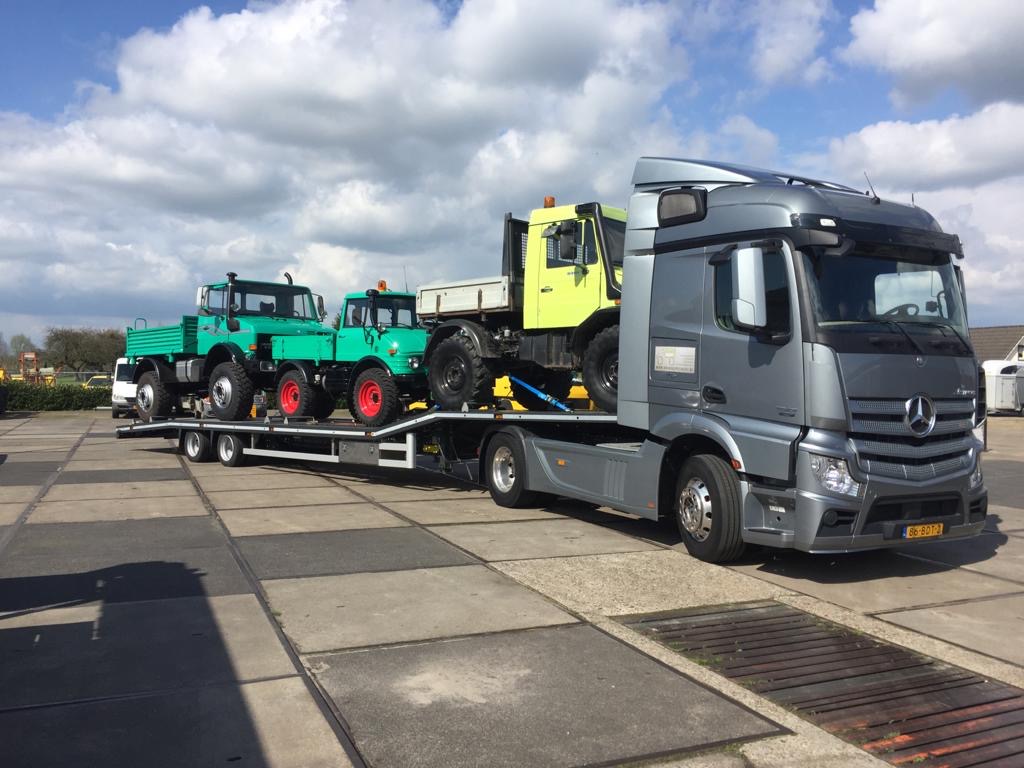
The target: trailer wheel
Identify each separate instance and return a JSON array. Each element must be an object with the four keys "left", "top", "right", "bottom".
[
  {"left": 352, "top": 368, "right": 400, "bottom": 426},
  {"left": 216, "top": 433, "right": 246, "bottom": 467},
  {"left": 429, "top": 334, "right": 494, "bottom": 410},
  {"left": 582, "top": 325, "right": 618, "bottom": 413},
  {"left": 181, "top": 431, "right": 213, "bottom": 463},
  {"left": 135, "top": 371, "right": 173, "bottom": 422},
  {"left": 485, "top": 433, "right": 537, "bottom": 508},
  {"left": 510, "top": 371, "right": 573, "bottom": 411},
  {"left": 277, "top": 371, "right": 318, "bottom": 418},
  {"left": 209, "top": 362, "right": 255, "bottom": 421},
  {"left": 674, "top": 454, "right": 745, "bottom": 563}
]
